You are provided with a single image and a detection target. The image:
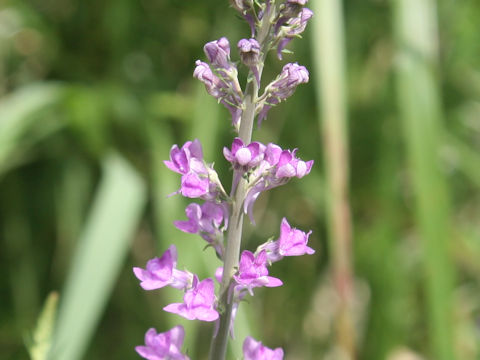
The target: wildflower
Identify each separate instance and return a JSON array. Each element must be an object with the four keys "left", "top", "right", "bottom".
[
  {"left": 204, "top": 37, "right": 232, "bottom": 70},
  {"left": 276, "top": 8, "right": 313, "bottom": 59},
  {"left": 135, "top": 326, "right": 189, "bottom": 360},
  {"left": 164, "top": 276, "right": 219, "bottom": 321},
  {"left": 174, "top": 202, "right": 228, "bottom": 257},
  {"left": 257, "top": 63, "right": 309, "bottom": 125},
  {"left": 133, "top": 245, "right": 193, "bottom": 291},
  {"left": 238, "top": 38, "right": 261, "bottom": 85},
  {"left": 223, "top": 138, "right": 266, "bottom": 170},
  {"left": 260, "top": 218, "right": 314, "bottom": 263},
  {"left": 164, "top": 140, "right": 203, "bottom": 175},
  {"left": 234, "top": 250, "right": 282, "bottom": 295},
  {"left": 242, "top": 145, "right": 313, "bottom": 223},
  {"left": 243, "top": 336, "right": 284, "bottom": 360}
]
